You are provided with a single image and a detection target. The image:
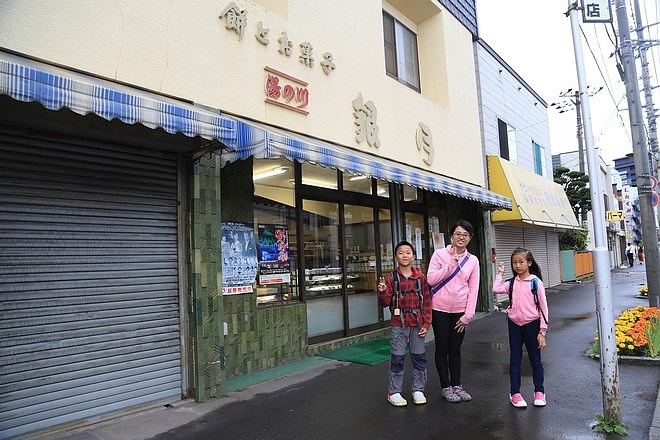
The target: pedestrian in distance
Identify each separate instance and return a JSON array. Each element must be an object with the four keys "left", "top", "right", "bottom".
[
  {"left": 493, "top": 247, "right": 549, "bottom": 409},
  {"left": 625, "top": 242, "right": 636, "bottom": 267},
  {"left": 426, "top": 219, "right": 479, "bottom": 403},
  {"left": 637, "top": 245, "right": 644, "bottom": 264},
  {"left": 377, "top": 240, "right": 432, "bottom": 407}
]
